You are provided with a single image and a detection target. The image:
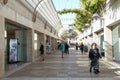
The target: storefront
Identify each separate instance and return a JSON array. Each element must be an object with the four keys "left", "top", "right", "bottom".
[
  {"left": 99, "top": 34, "right": 104, "bottom": 57},
  {"left": 112, "top": 25, "right": 120, "bottom": 61},
  {"left": 5, "top": 21, "right": 28, "bottom": 71},
  {"left": 34, "top": 32, "right": 45, "bottom": 60},
  {"left": 46, "top": 35, "right": 51, "bottom": 54}
]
